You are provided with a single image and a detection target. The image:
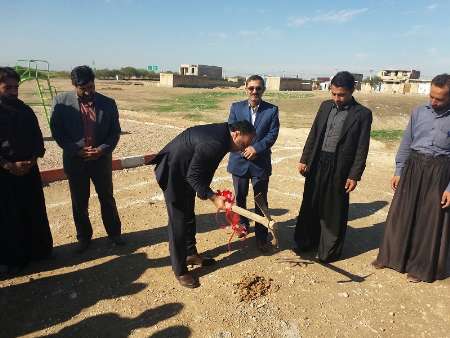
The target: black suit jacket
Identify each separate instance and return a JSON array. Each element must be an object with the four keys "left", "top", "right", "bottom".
[
  {"left": 300, "top": 98, "right": 372, "bottom": 181},
  {"left": 50, "top": 91, "right": 121, "bottom": 174},
  {"left": 151, "top": 123, "right": 231, "bottom": 201}
]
